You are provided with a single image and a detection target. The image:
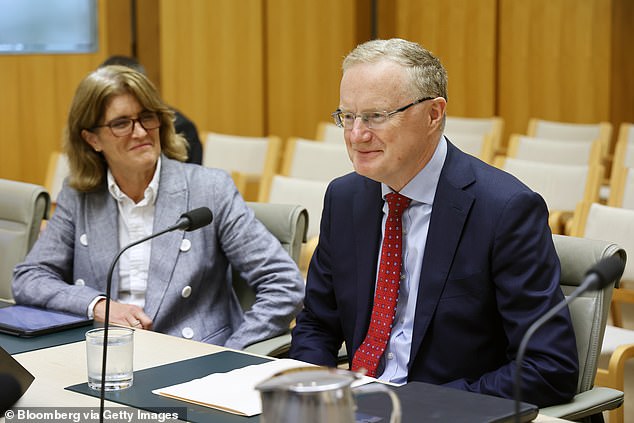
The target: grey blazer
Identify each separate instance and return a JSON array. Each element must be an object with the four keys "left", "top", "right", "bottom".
[{"left": 12, "top": 156, "right": 304, "bottom": 349}]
